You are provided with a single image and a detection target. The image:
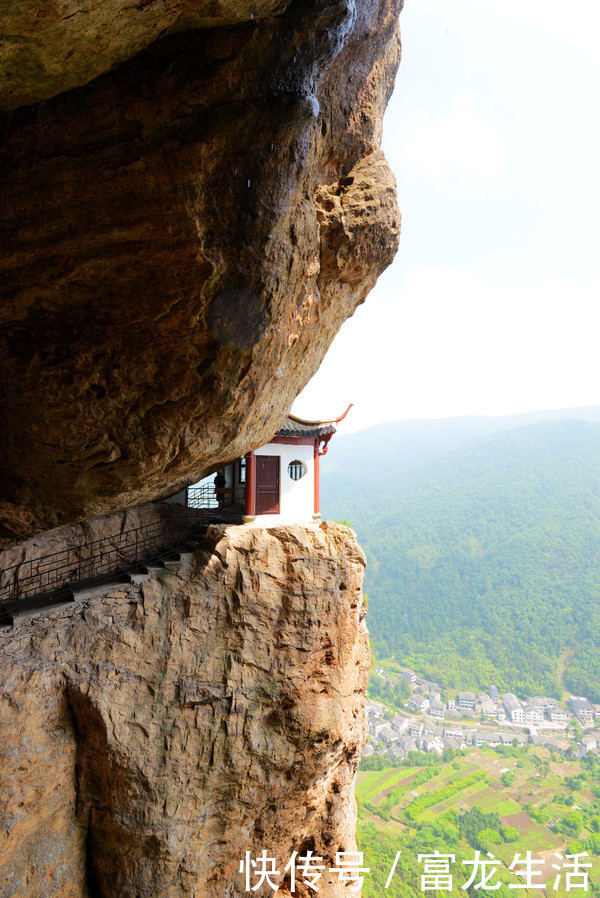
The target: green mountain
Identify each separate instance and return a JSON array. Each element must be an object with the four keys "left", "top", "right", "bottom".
[{"left": 321, "top": 410, "right": 600, "bottom": 700}]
